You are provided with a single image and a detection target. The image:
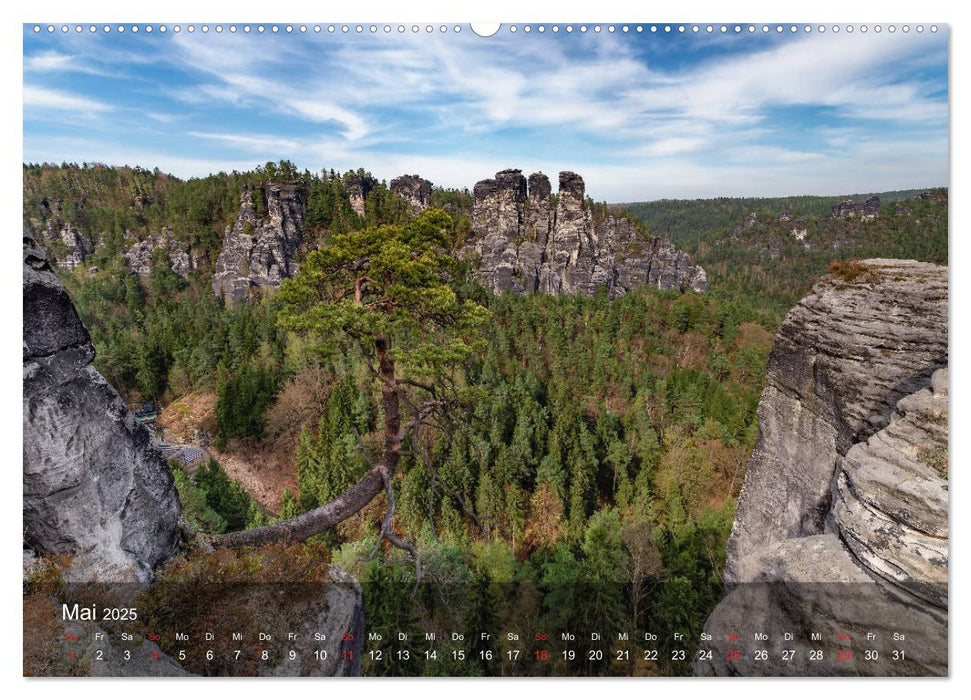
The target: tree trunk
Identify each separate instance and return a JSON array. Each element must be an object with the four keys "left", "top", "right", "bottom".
[
  {"left": 375, "top": 336, "right": 401, "bottom": 475},
  {"left": 216, "top": 336, "right": 401, "bottom": 550}
]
